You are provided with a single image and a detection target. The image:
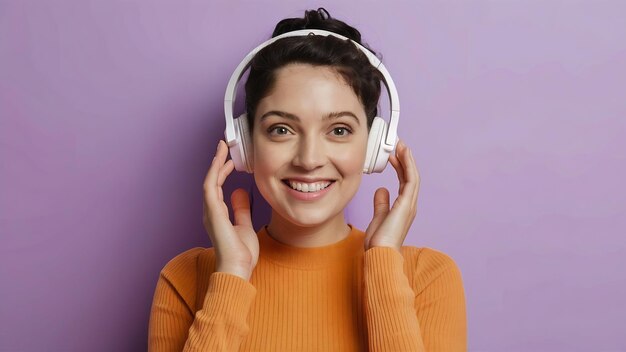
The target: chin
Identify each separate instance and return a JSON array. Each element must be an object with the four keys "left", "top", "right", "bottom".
[{"left": 277, "top": 206, "right": 342, "bottom": 228}]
